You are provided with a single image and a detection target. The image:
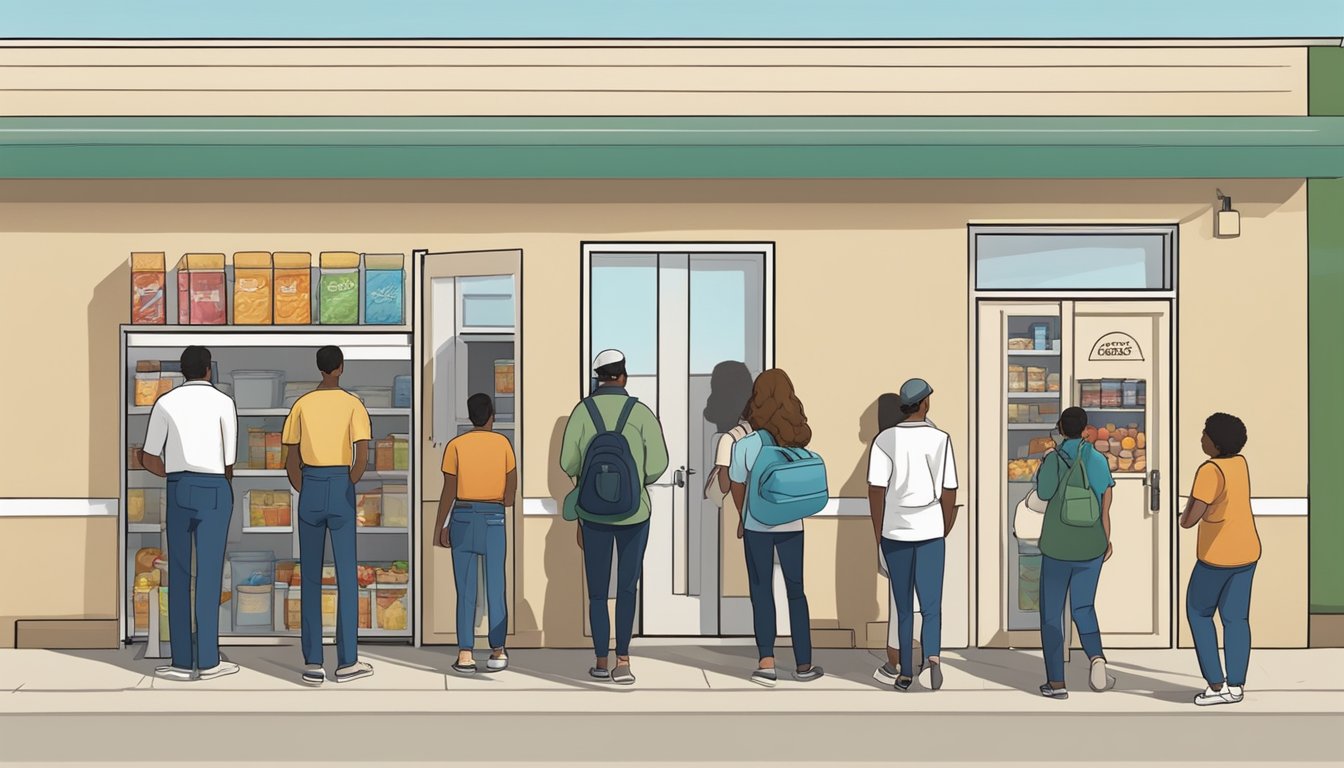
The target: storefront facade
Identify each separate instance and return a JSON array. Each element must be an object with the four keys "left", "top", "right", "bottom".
[{"left": 1, "top": 38, "right": 1342, "bottom": 651}]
